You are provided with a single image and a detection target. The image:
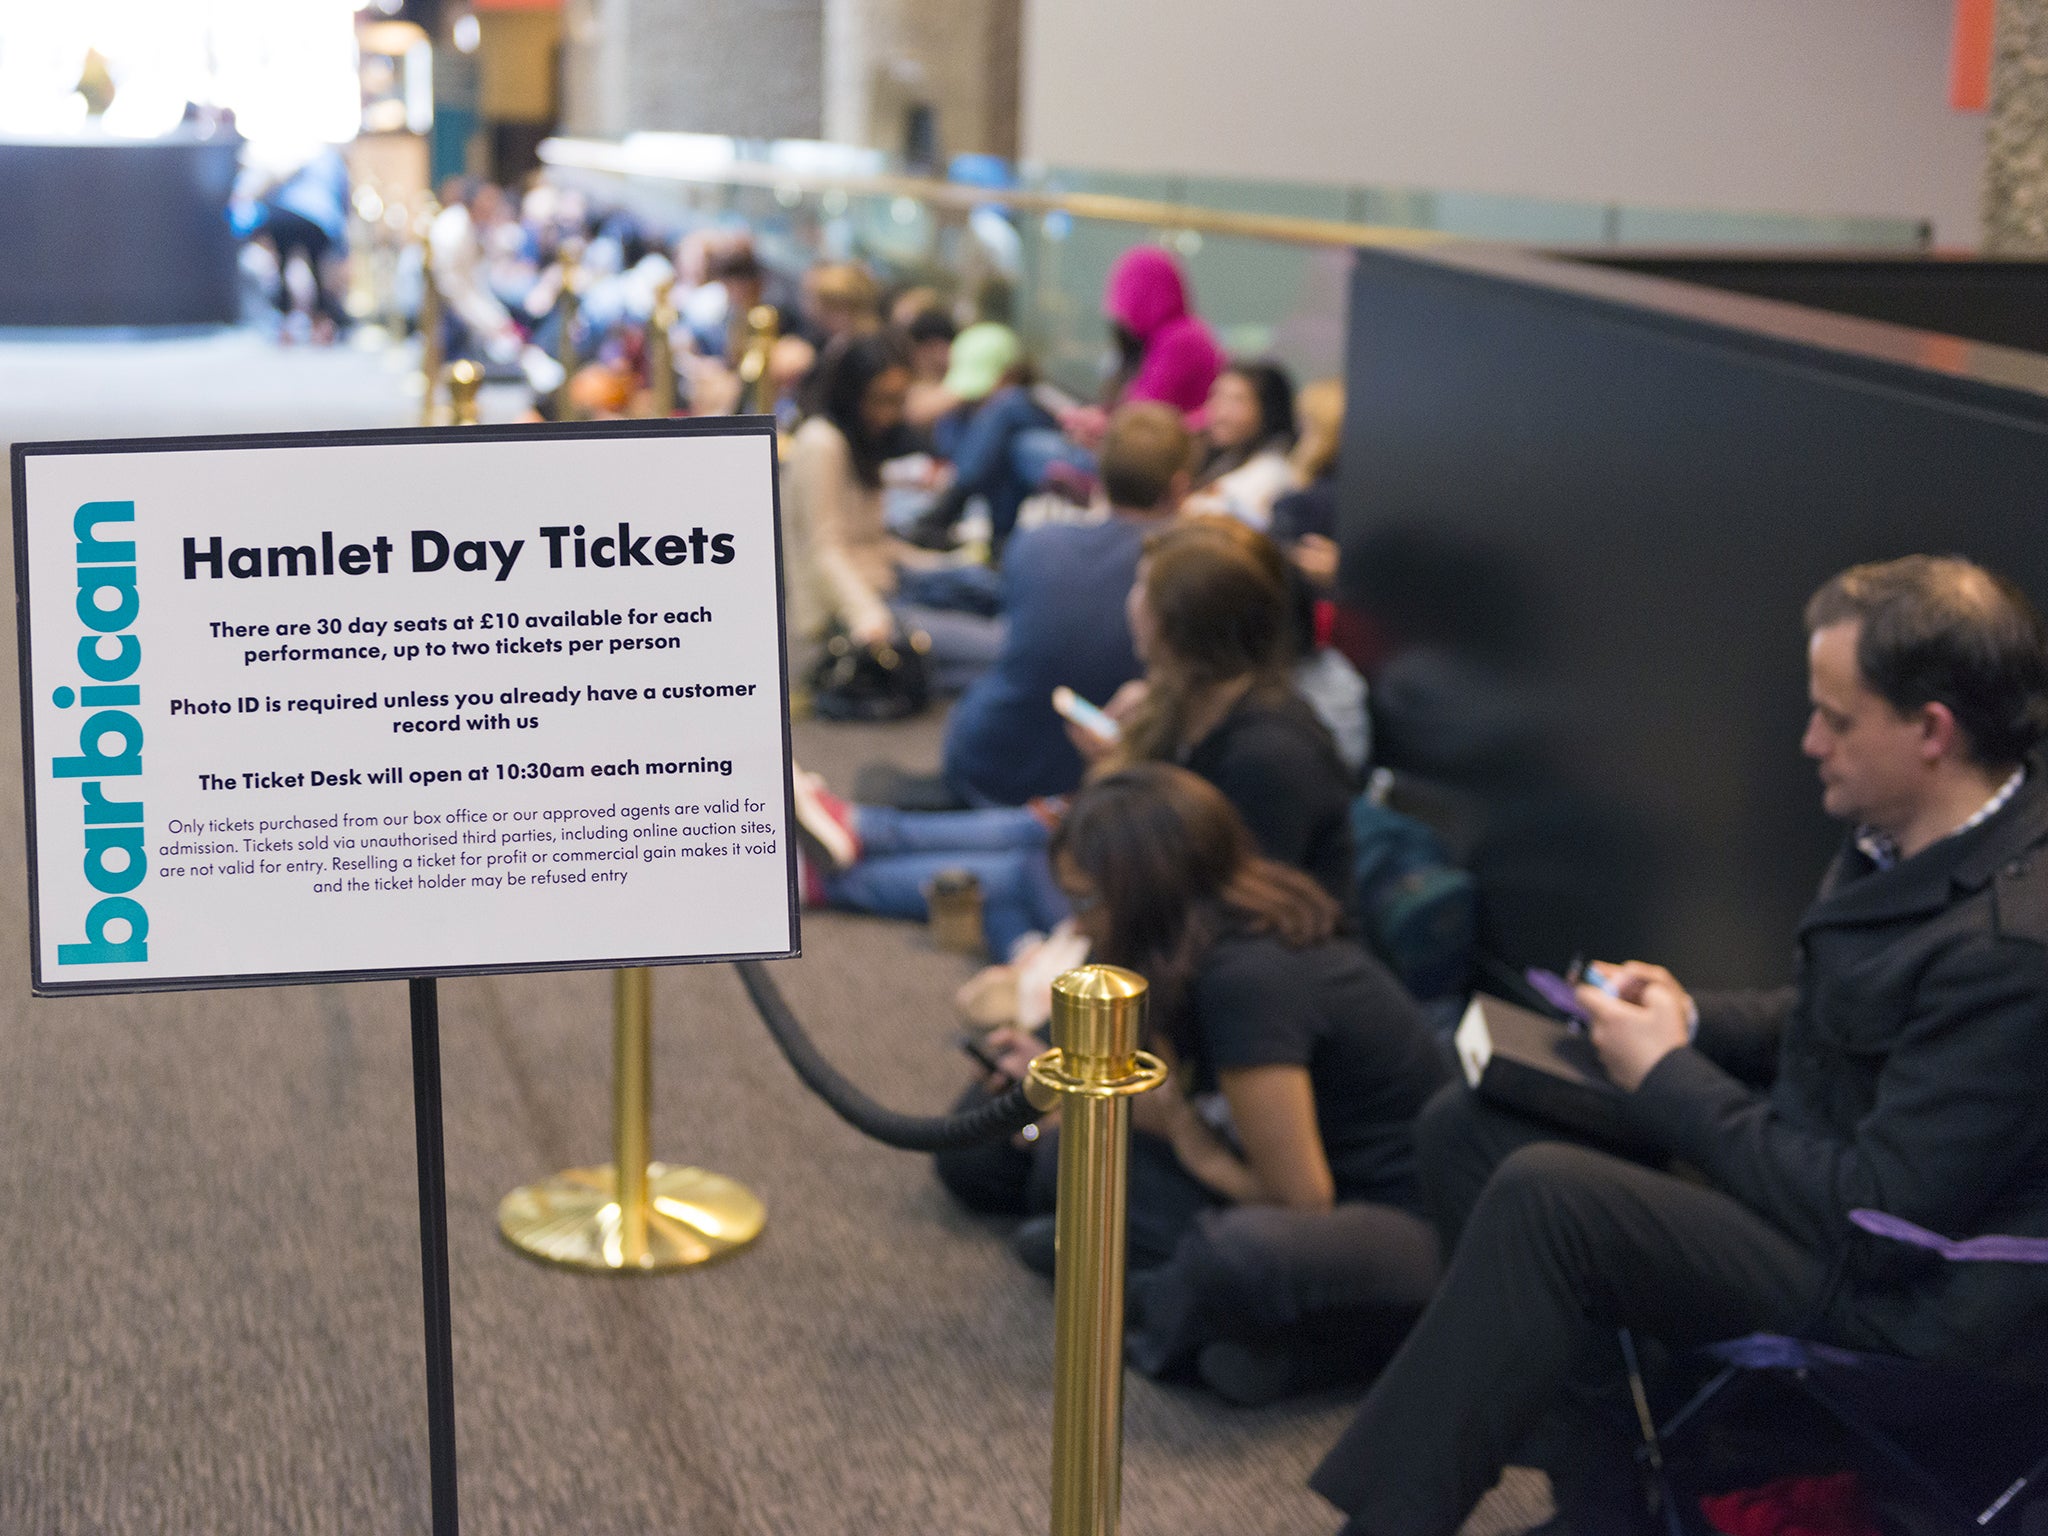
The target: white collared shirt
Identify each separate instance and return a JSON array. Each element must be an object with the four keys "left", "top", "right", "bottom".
[{"left": 1854, "top": 766, "right": 2027, "bottom": 872}]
